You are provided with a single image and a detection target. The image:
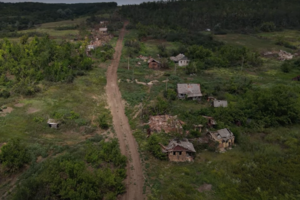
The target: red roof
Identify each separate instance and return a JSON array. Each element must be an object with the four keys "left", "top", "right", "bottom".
[{"left": 172, "top": 145, "right": 189, "bottom": 152}]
